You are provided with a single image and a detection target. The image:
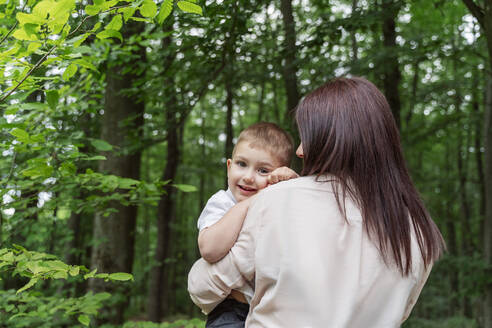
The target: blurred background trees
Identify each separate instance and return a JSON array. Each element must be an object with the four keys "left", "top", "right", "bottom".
[{"left": 0, "top": 0, "right": 490, "bottom": 326}]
